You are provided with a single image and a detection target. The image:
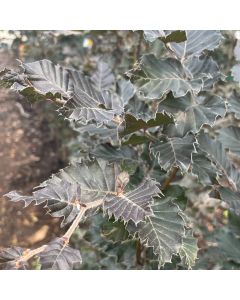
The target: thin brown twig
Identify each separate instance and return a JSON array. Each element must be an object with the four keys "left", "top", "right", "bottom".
[
  {"left": 13, "top": 198, "right": 104, "bottom": 267},
  {"left": 161, "top": 166, "right": 179, "bottom": 191}
]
